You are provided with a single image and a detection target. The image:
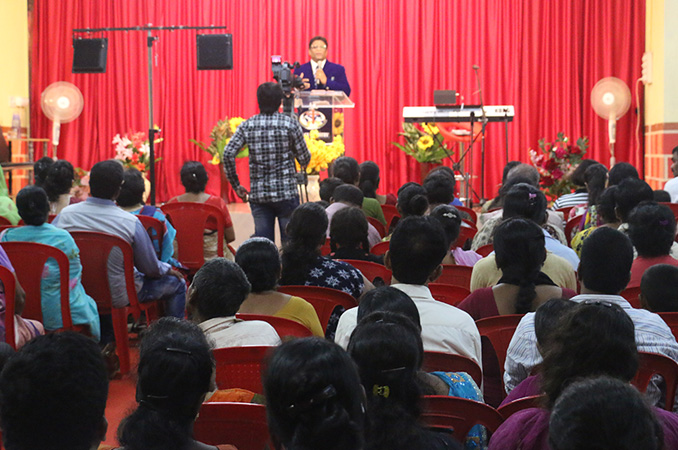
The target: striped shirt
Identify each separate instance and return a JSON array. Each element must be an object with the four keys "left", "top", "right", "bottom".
[{"left": 551, "top": 191, "right": 589, "bottom": 210}]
